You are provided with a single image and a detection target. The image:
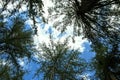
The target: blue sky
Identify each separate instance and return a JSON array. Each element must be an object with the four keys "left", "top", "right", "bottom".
[
  {"left": 0, "top": 1, "right": 96, "bottom": 79},
  {"left": 12, "top": 9, "right": 95, "bottom": 80},
  {"left": 22, "top": 19, "right": 96, "bottom": 79},
  {"left": 0, "top": 11, "right": 96, "bottom": 79}
]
